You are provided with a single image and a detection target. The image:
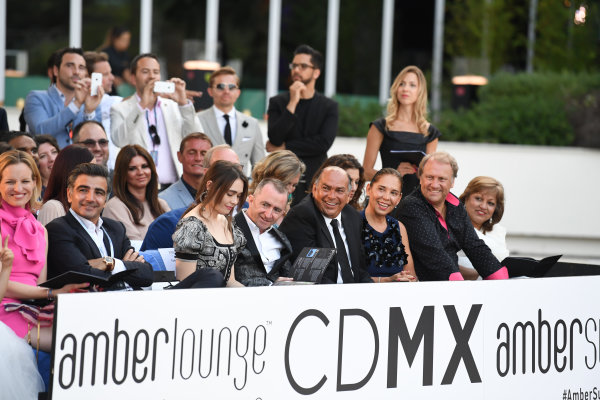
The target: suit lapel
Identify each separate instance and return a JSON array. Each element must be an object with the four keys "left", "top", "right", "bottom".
[
  {"left": 341, "top": 207, "right": 360, "bottom": 282},
  {"left": 65, "top": 212, "right": 103, "bottom": 259},
  {"left": 208, "top": 107, "right": 224, "bottom": 144},
  {"left": 232, "top": 110, "right": 245, "bottom": 148},
  {"left": 234, "top": 213, "right": 264, "bottom": 269}
]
